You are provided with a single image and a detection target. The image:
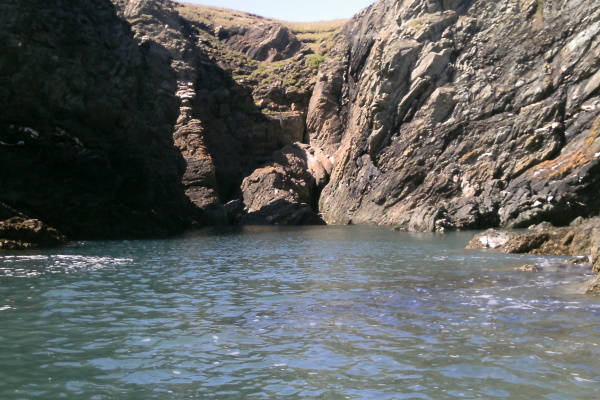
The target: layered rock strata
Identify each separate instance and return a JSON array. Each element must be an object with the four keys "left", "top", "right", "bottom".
[
  {"left": 0, "top": 0, "right": 194, "bottom": 239},
  {"left": 308, "top": 0, "right": 600, "bottom": 231}
]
